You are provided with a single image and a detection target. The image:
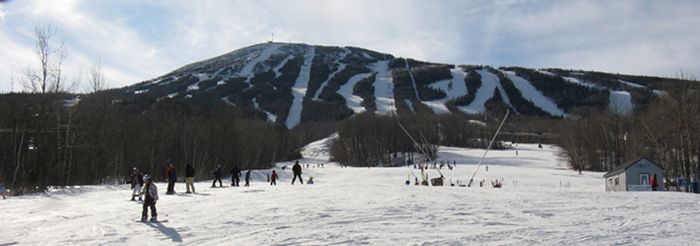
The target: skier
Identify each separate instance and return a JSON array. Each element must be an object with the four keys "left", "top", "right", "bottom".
[
  {"left": 230, "top": 166, "right": 241, "bottom": 187},
  {"left": 129, "top": 168, "right": 144, "bottom": 201},
  {"left": 185, "top": 164, "right": 195, "bottom": 194},
  {"left": 211, "top": 165, "right": 223, "bottom": 188},
  {"left": 140, "top": 175, "right": 159, "bottom": 222},
  {"left": 292, "top": 161, "right": 303, "bottom": 185},
  {"left": 244, "top": 169, "right": 251, "bottom": 187},
  {"left": 270, "top": 170, "right": 278, "bottom": 185},
  {"left": 651, "top": 174, "right": 658, "bottom": 191},
  {"left": 165, "top": 163, "right": 177, "bottom": 194},
  {"left": 0, "top": 182, "right": 7, "bottom": 199},
  {"left": 307, "top": 176, "right": 314, "bottom": 184}
]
